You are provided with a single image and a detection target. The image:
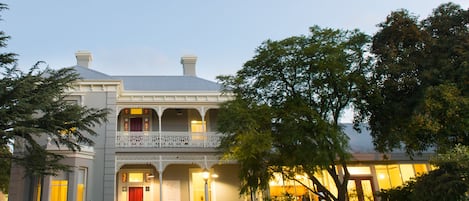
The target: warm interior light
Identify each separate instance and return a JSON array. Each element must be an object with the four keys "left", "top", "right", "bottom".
[
  {"left": 379, "top": 174, "right": 385, "bottom": 179},
  {"left": 348, "top": 166, "right": 371, "bottom": 175},
  {"left": 130, "top": 108, "right": 143, "bottom": 115},
  {"left": 211, "top": 173, "right": 219, "bottom": 179}
]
